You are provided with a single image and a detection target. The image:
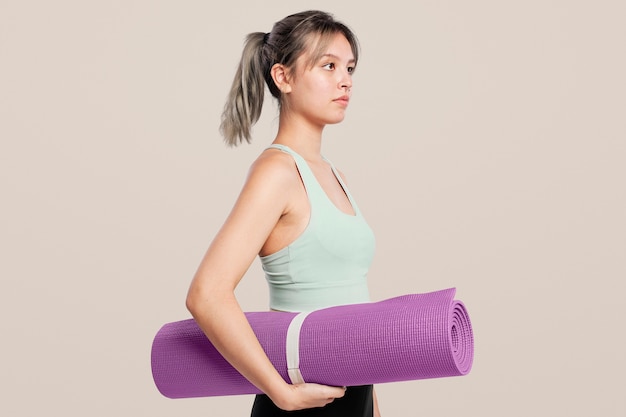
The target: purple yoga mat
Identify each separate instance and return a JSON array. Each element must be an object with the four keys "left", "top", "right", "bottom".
[{"left": 151, "top": 288, "right": 473, "bottom": 398}]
